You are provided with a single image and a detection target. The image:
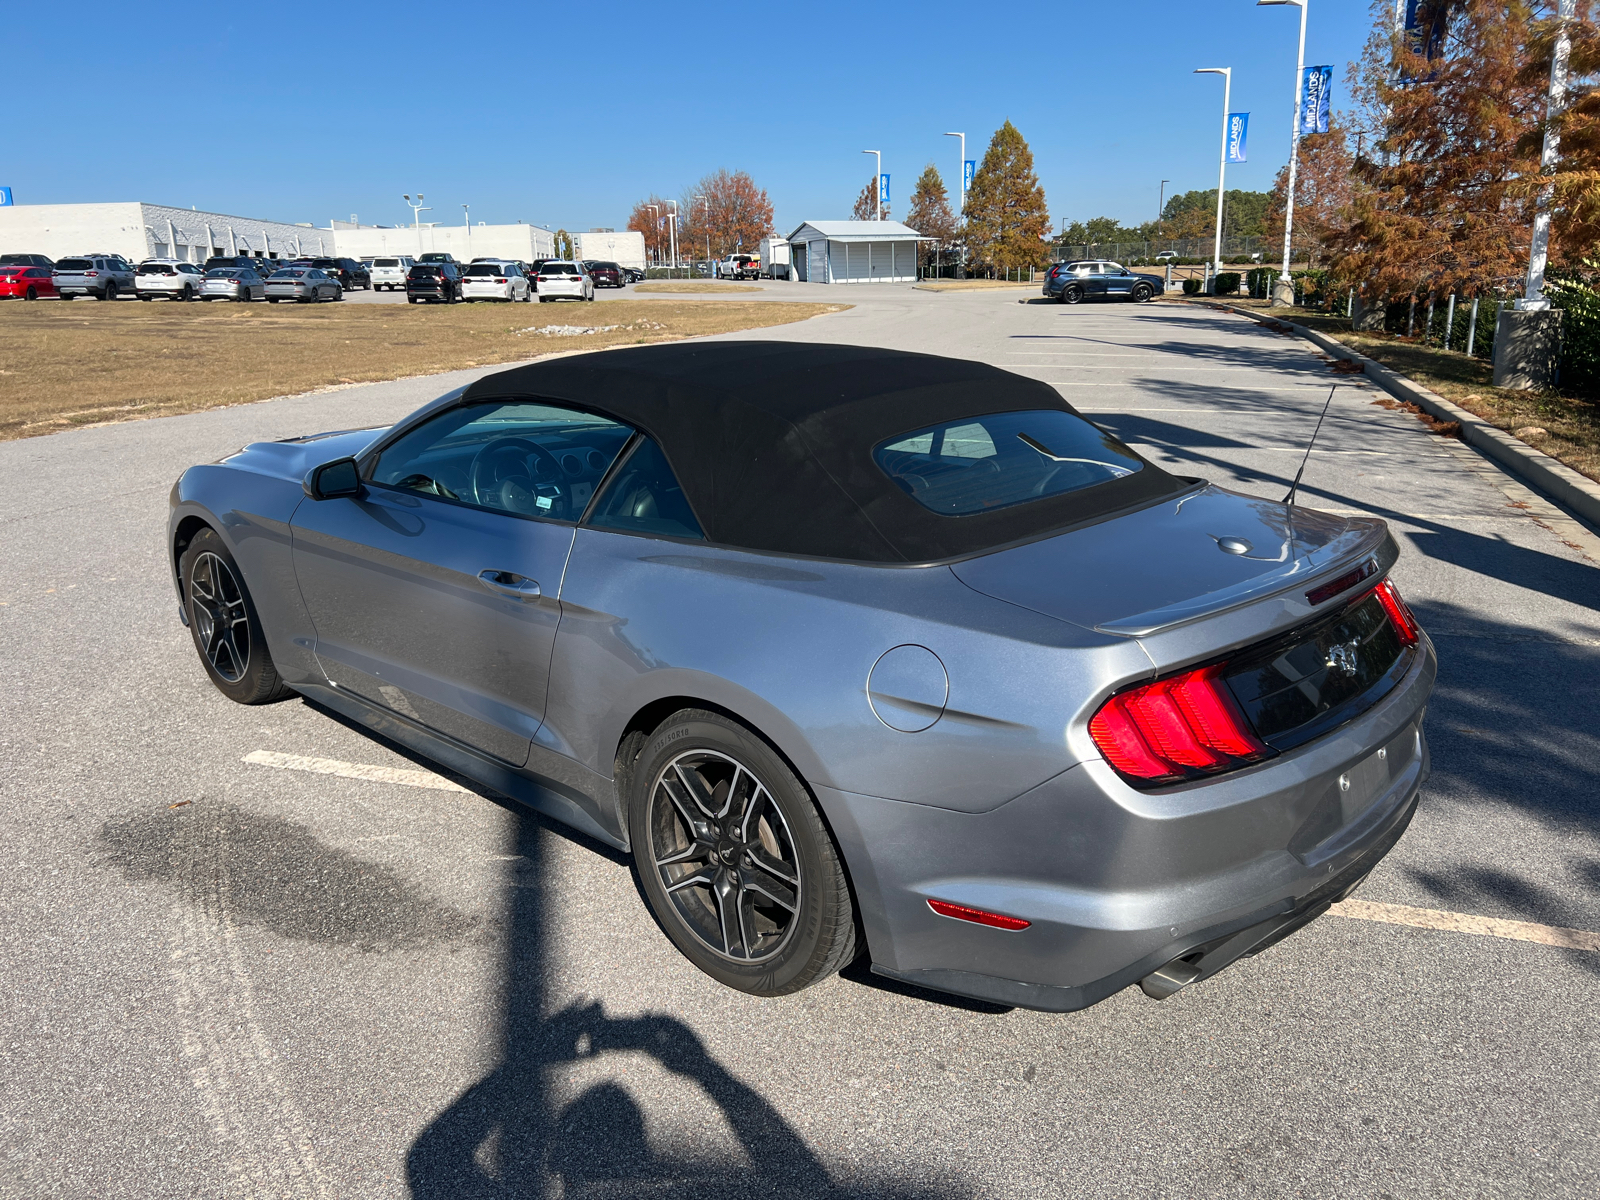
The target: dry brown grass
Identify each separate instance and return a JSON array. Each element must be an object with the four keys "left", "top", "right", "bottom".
[
  {"left": 1209, "top": 298, "right": 1600, "bottom": 483},
  {"left": 631, "top": 282, "right": 763, "bottom": 294},
  {"left": 0, "top": 298, "right": 846, "bottom": 440}
]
